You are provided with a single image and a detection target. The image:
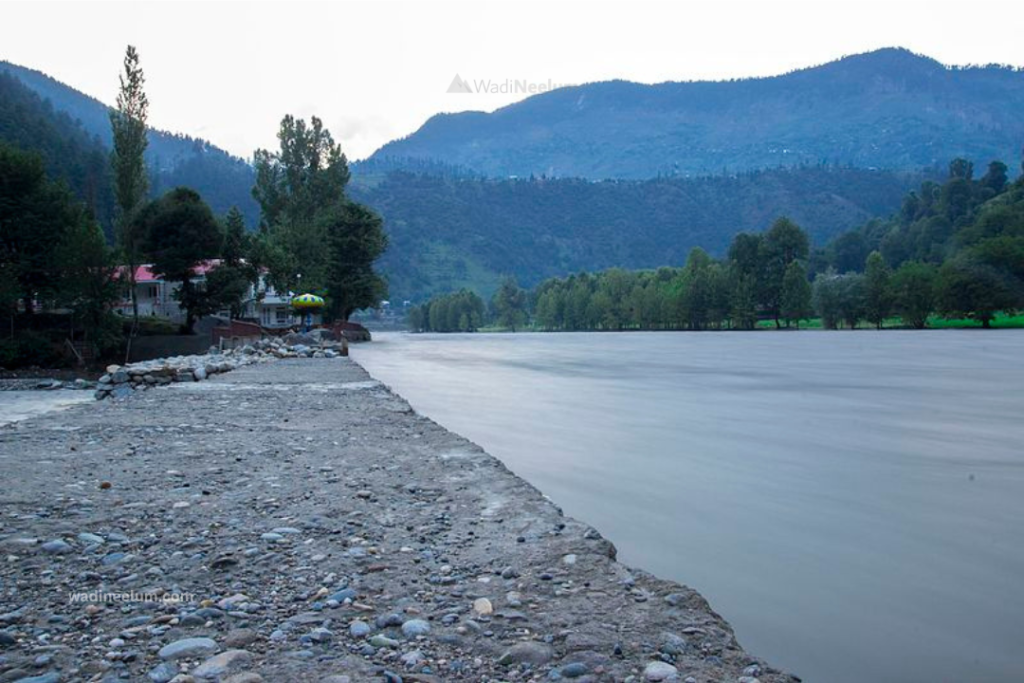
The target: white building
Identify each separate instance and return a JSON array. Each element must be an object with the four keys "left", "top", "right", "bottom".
[{"left": 116, "top": 261, "right": 319, "bottom": 330}]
